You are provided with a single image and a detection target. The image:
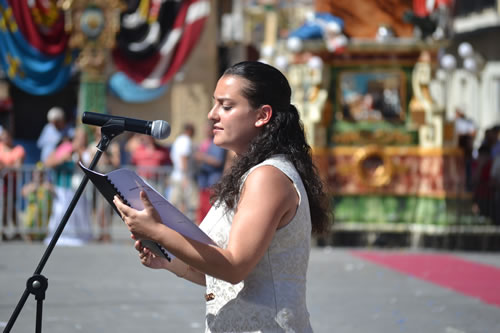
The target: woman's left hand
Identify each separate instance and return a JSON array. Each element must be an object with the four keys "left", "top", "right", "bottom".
[{"left": 113, "top": 191, "right": 163, "bottom": 241}]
